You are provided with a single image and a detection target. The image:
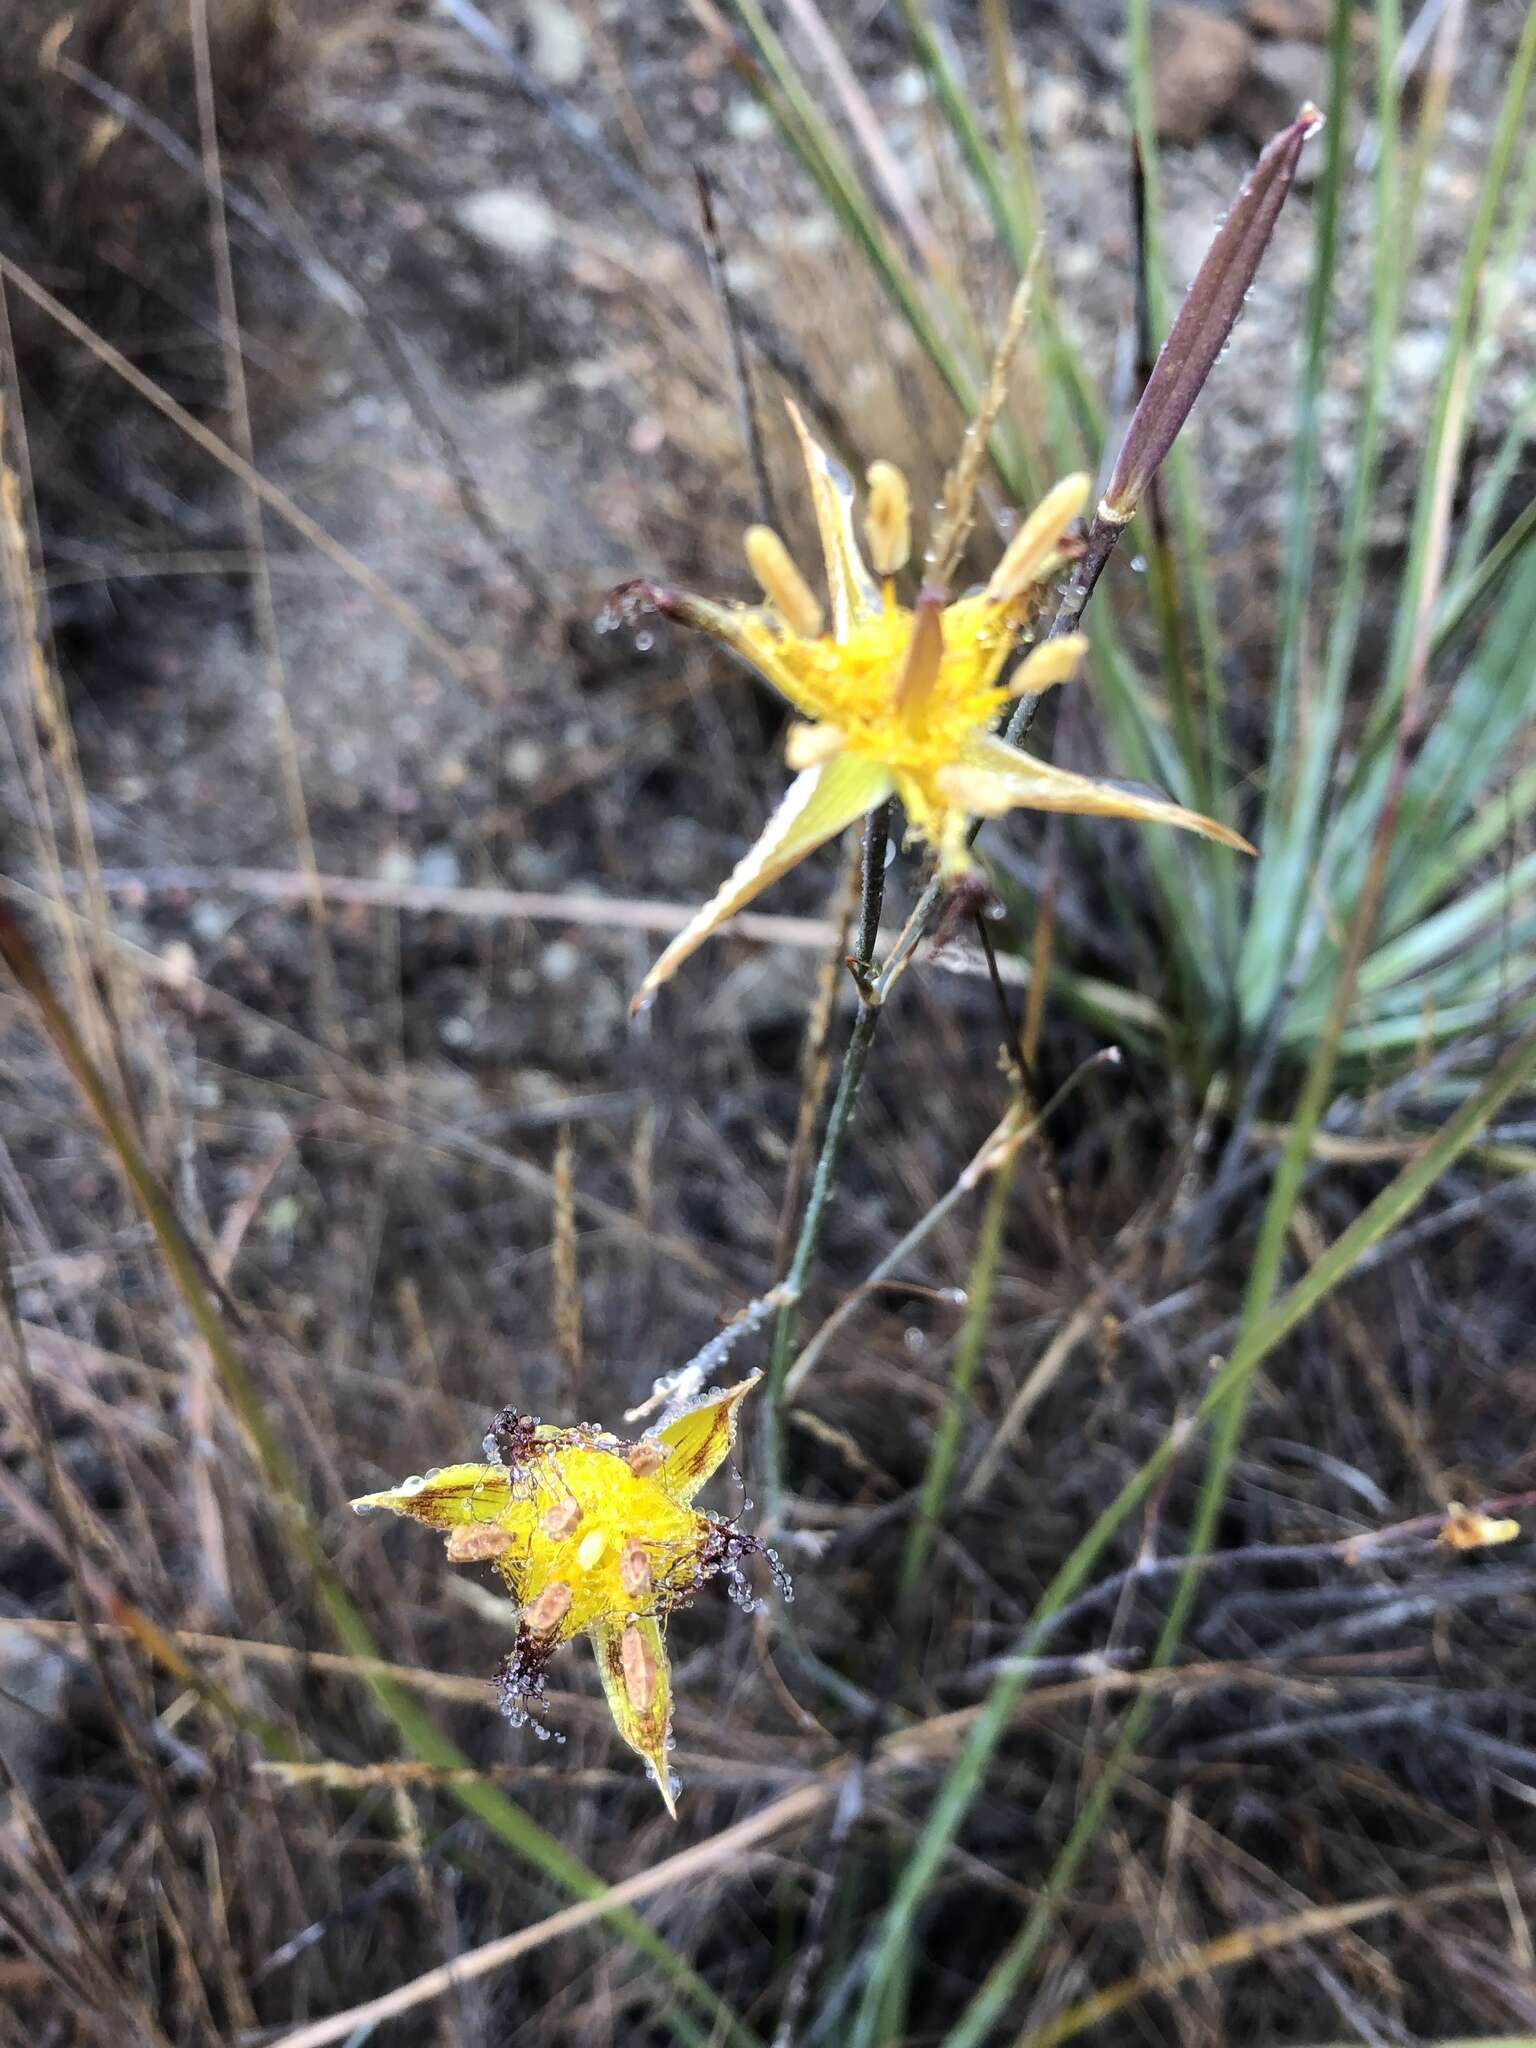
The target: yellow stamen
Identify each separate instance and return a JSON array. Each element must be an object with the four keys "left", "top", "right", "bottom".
[
  {"left": 864, "top": 459, "right": 911, "bottom": 577},
  {"left": 619, "top": 1538, "right": 653, "bottom": 1600},
  {"left": 540, "top": 1498, "right": 582, "bottom": 1539},
  {"left": 985, "top": 474, "right": 1091, "bottom": 605},
  {"left": 784, "top": 720, "right": 846, "bottom": 770},
  {"left": 523, "top": 1581, "right": 573, "bottom": 1634},
  {"left": 744, "top": 525, "right": 824, "bottom": 638},
  {"left": 577, "top": 1529, "right": 608, "bottom": 1573},
  {"left": 445, "top": 1522, "right": 512, "bottom": 1563},
  {"left": 1003, "top": 633, "right": 1089, "bottom": 698},
  {"left": 621, "top": 1622, "right": 658, "bottom": 1710},
  {"left": 892, "top": 591, "right": 945, "bottom": 727}
]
